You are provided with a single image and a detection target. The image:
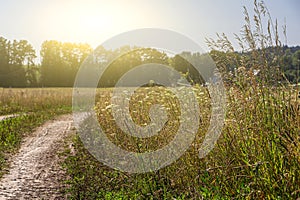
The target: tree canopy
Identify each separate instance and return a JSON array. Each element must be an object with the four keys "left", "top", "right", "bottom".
[
  {"left": 0, "top": 37, "right": 36, "bottom": 87},
  {"left": 0, "top": 36, "right": 298, "bottom": 87}
]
